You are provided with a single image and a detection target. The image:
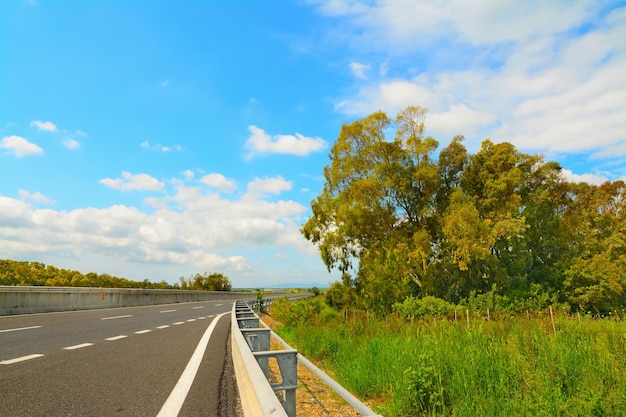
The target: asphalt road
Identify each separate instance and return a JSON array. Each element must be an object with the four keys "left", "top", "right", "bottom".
[{"left": 0, "top": 300, "right": 242, "bottom": 417}]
